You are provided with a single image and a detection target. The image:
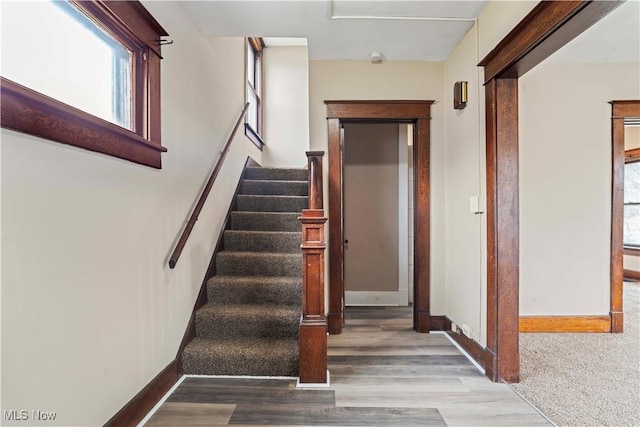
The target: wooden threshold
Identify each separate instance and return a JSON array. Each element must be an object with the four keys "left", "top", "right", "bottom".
[{"left": 519, "top": 315, "right": 611, "bottom": 333}]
